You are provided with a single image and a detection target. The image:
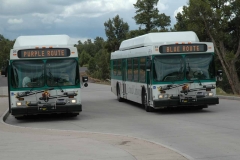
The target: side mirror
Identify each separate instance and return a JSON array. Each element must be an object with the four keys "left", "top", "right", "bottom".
[
  {"left": 217, "top": 70, "right": 223, "bottom": 81},
  {"left": 82, "top": 76, "right": 88, "bottom": 87},
  {"left": 82, "top": 76, "right": 88, "bottom": 82}
]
